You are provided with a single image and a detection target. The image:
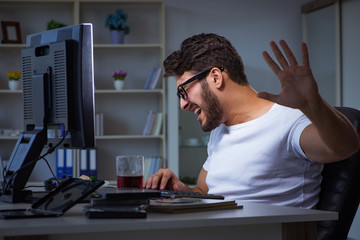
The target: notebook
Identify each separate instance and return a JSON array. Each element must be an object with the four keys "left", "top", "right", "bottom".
[{"left": 0, "top": 178, "right": 104, "bottom": 219}]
